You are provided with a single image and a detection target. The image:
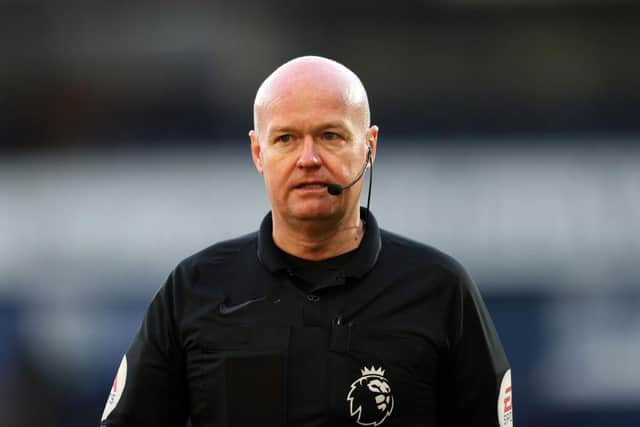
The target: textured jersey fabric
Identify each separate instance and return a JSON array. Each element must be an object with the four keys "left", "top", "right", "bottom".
[{"left": 100, "top": 209, "right": 511, "bottom": 427}]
